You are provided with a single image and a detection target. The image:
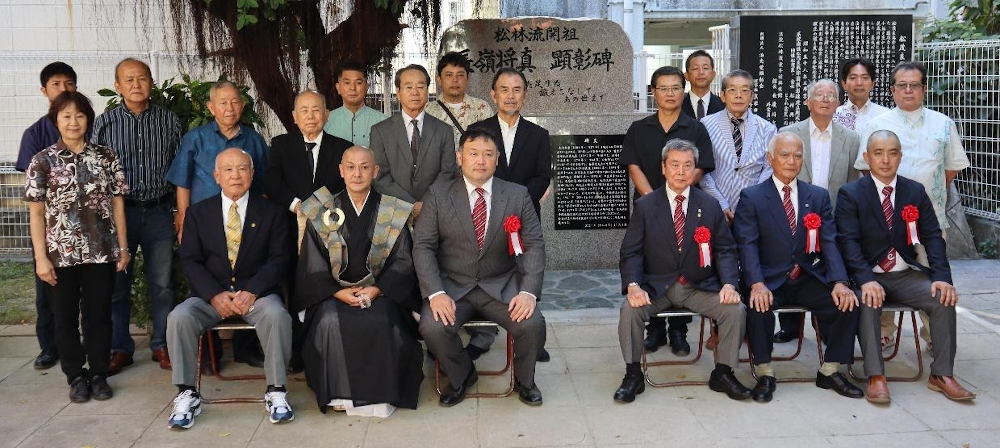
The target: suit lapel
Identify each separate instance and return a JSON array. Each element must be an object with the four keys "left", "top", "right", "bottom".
[
  {"left": 416, "top": 116, "right": 436, "bottom": 169},
  {"left": 207, "top": 196, "right": 228, "bottom": 267},
  {"left": 481, "top": 179, "right": 508, "bottom": 259},
  {"left": 861, "top": 176, "right": 891, "bottom": 235},
  {"left": 680, "top": 193, "right": 703, "bottom": 266},
  {"left": 741, "top": 113, "right": 759, "bottom": 168},
  {"left": 799, "top": 123, "right": 813, "bottom": 183},
  {"left": 653, "top": 192, "right": 681, "bottom": 255},
  {"left": 394, "top": 115, "right": 414, "bottom": 167},
  {"left": 234, "top": 196, "right": 261, "bottom": 272},
  {"left": 762, "top": 182, "right": 793, "bottom": 242},
  {"left": 828, "top": 124, "right": 848, "bottom": 186},
  {"left": 314, "top": 133, "right": 334, "bottom": 188},
  {"left": 795, "top": 181, "right": 812, "bottom": 251},
  {"left": 487, "top": 117, "right": 510, "bottom": 172},
  {"left": 448, "top": 180, "right": 479, "bottom": 251}
]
